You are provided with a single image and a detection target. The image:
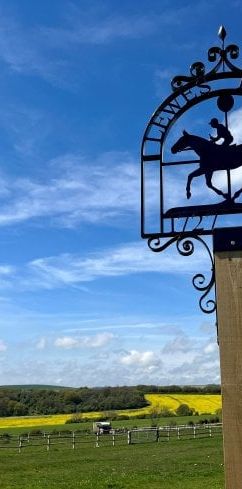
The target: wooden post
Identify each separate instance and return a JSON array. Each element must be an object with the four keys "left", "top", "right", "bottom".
[
  {"left": 214, "top": 228, "right": 242, "bottom": 489},
  {"left": 72, "top": 432, "right": 75, "bottom": 450},
  {"left": 96, "top": 433, "right": 99, "bottom": 448},
  {"left": 18, "top": 436, "right": 22, "bottom": 454},
  {"left": 127, "top": 430, "right": 131, "bottom": 445},
  {"left": 47, "top": 434, "right": 50, "bottom": 451}
]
